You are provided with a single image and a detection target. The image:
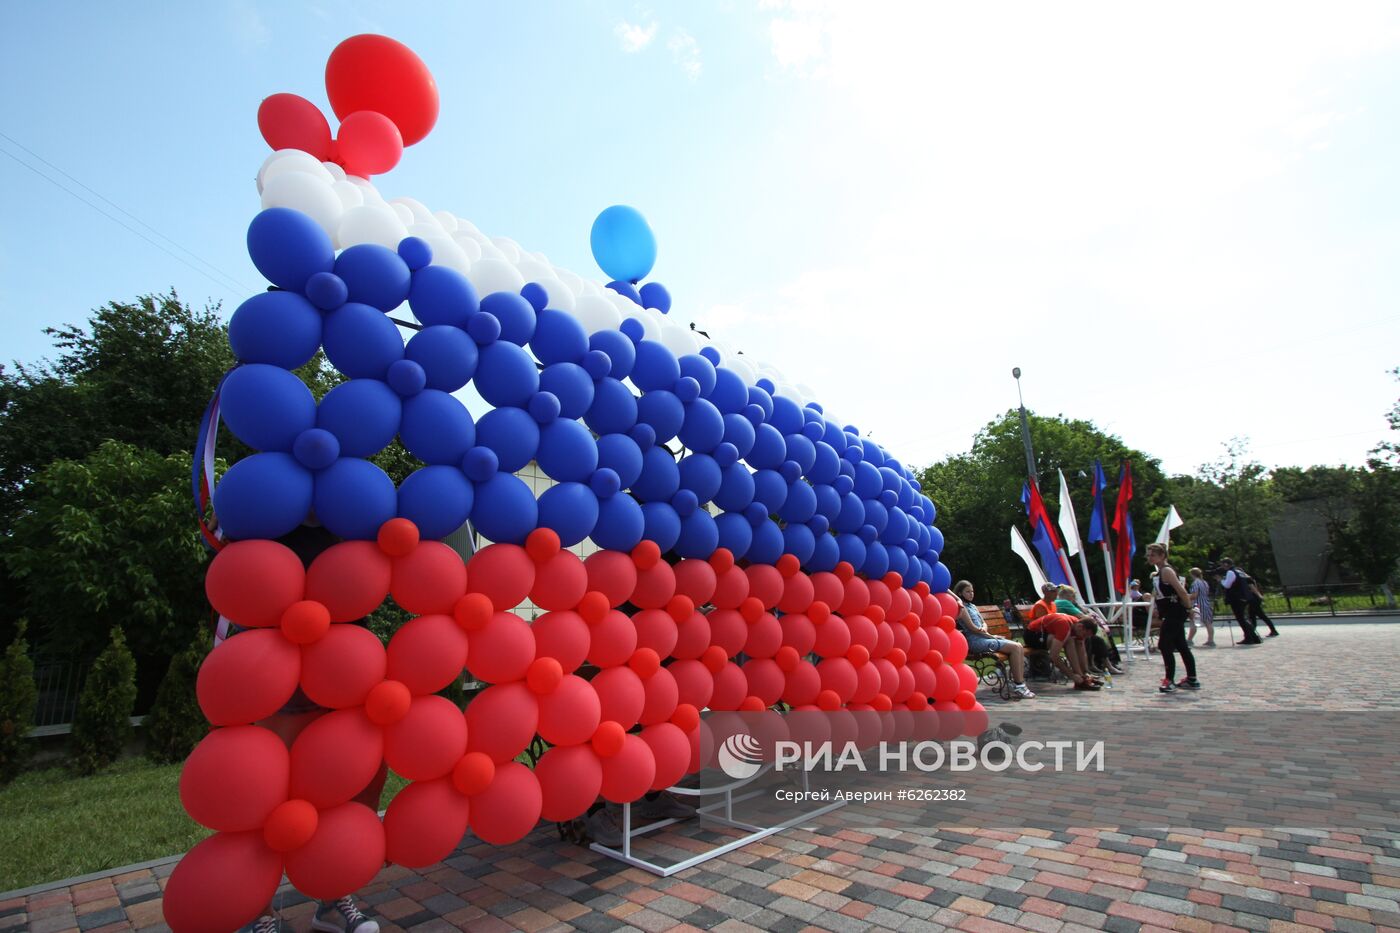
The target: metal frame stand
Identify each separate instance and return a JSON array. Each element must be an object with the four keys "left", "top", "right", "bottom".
[{"left": 589, "top": 764, "right": 846, "bottom": 876}]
